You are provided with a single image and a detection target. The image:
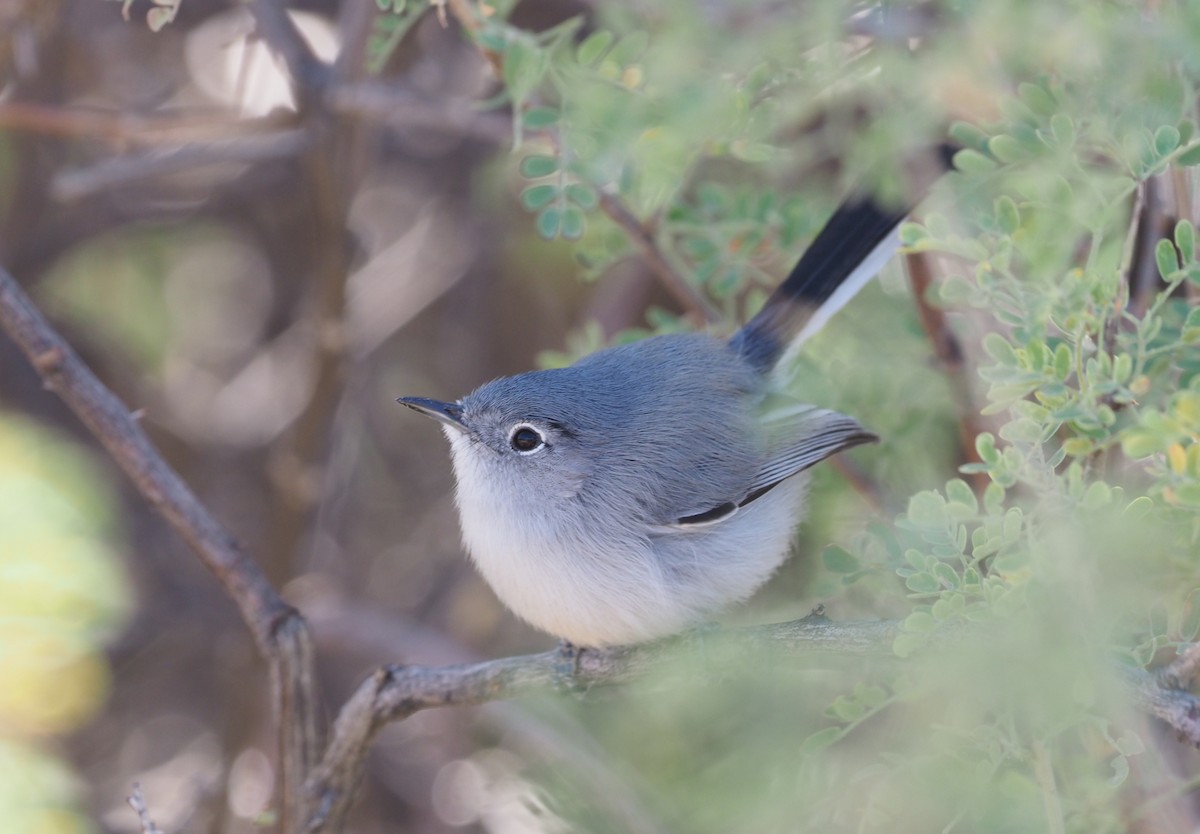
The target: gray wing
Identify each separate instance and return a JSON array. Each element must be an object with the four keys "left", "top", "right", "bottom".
[
  {"left": 747, "top": 405, "right": 876, "bottom": 496},
  {"left": 664, "top": 405, "right": 875, "bottom": 530}
]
